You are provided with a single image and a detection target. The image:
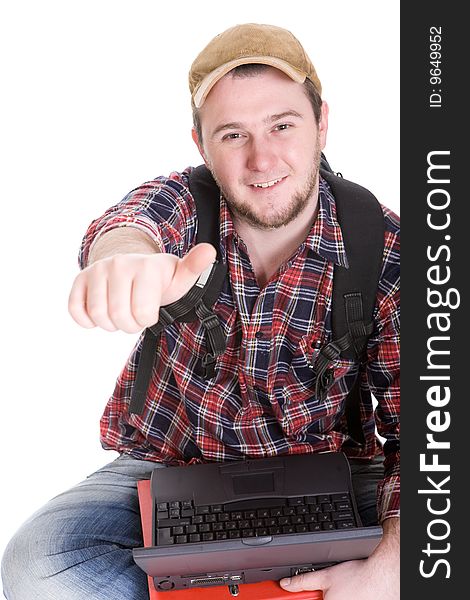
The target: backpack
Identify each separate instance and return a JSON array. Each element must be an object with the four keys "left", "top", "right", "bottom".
[{"left": 129, "top": 157, "right": 385, "bottom": 447}]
